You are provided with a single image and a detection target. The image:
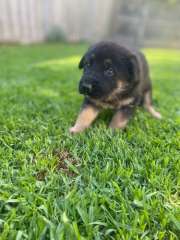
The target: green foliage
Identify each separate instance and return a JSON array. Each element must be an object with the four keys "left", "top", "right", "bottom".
[
  {"left": 46, "top": 27, "right": 67, "bottom": 42},
  {"left": 0, "top": 44, "right": 179, "bottom": 239}
]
